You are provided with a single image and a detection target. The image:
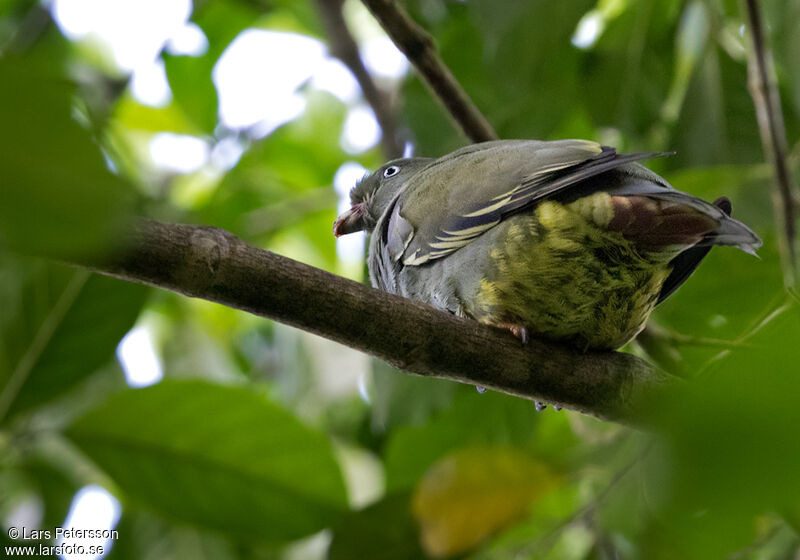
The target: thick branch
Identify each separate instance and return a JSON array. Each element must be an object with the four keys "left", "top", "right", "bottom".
[
  {"left": 72, "top": 219, "right": 677, "bottom": 426},
  {"left": 744, "top": 0, "right": 799, "bottom": 288},
  {"left": 315, "top": 0, "right": 404, "bottom": 158},
  {"left": 360, "top": 0, "right": 497, "bottom": 143}
]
